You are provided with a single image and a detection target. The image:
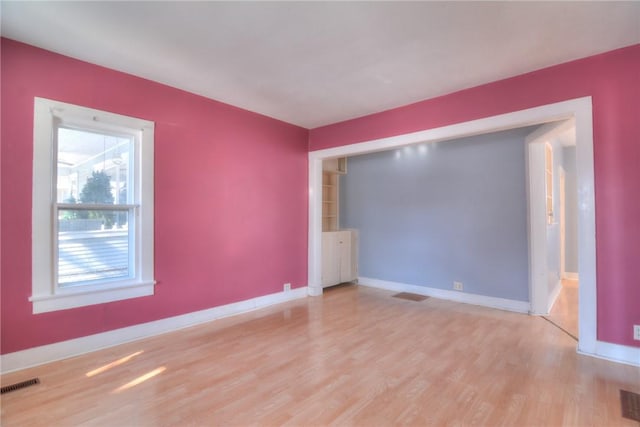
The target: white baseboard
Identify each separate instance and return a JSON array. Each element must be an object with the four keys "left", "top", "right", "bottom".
[
  {"left": 547, "top": 280, "right": 563, "bottom": 313},
  {"left": 578, "top": 340, "right": 640, "bottom": 367},
  {"left": 358, "top": 277, "right": 530, "bottom": 314},
  {"left": 563, "top": 272, "right": 579, "bottom": 280},
  {"left": 1, "top": 287, "right": 308, "bottom": 374}
]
